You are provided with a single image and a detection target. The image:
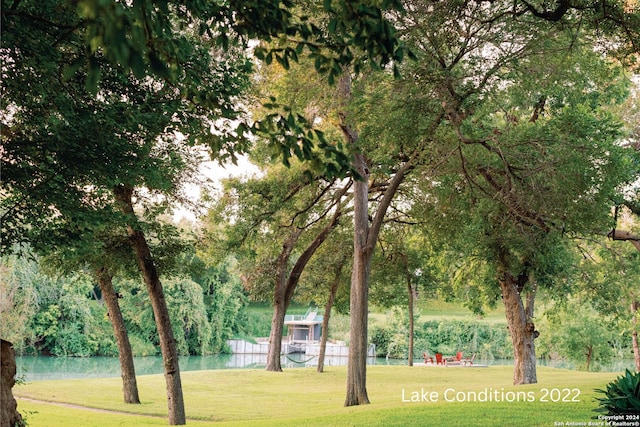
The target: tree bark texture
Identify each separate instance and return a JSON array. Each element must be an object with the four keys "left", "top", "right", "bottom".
[
  {"left": 609, "top": 229, "right": 640, "bottom": 251},
  {"left": 338, "top": 69, "right": 414, "bottom": 405},
  {"left": 114, "top": 184, "right": 186, "bottom": 425},
  {"left": 498, "top": 265, "right": 538, "bottom": 385},
  {"left": 318, "top": 261, "right": 343, "bottom": 373},
  {"left": 266, "top": 301, "right": 288, "bottom": 372},
  {"left": 1, "top": 339, "right": 23, "bottom": 427},
  {"left": 96, "top": 267, "right": 140, "bottom": 404},
  {"left": 585, "top": 345, "right": 593, "bottom": 371},
  {"left": 345, "top": 150, "right": 371, "bottom": 406}
]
